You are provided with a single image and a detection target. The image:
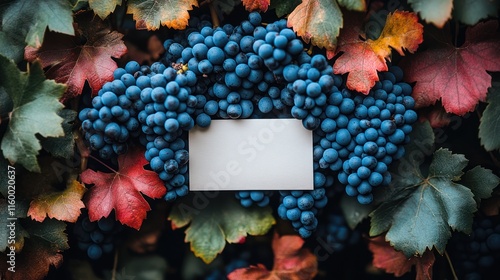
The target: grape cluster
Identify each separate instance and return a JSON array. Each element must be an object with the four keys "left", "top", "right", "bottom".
[
  {"left": 235, "top": 190, "right": 274, "bottom": 207},
  {"left": 314, "top": 66, "right": 417, "bottom": 205},
  {"left": 449, "top": 215, "right": 500, "bottom": 280},
  {"left": 73, "top": 213, "right": 123, "bottom": 260},
  {"left": 78, "top": 64, "right": 143, "bottom": 159},
  {"left": 318, "top": 210, "right": 361, "bottom": 252},
  {"left": 277, "top": 171, "right": 334, "bottom": 238},
  {"left": 79, "top": 11, "right": 418, "bottom": 238}
]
